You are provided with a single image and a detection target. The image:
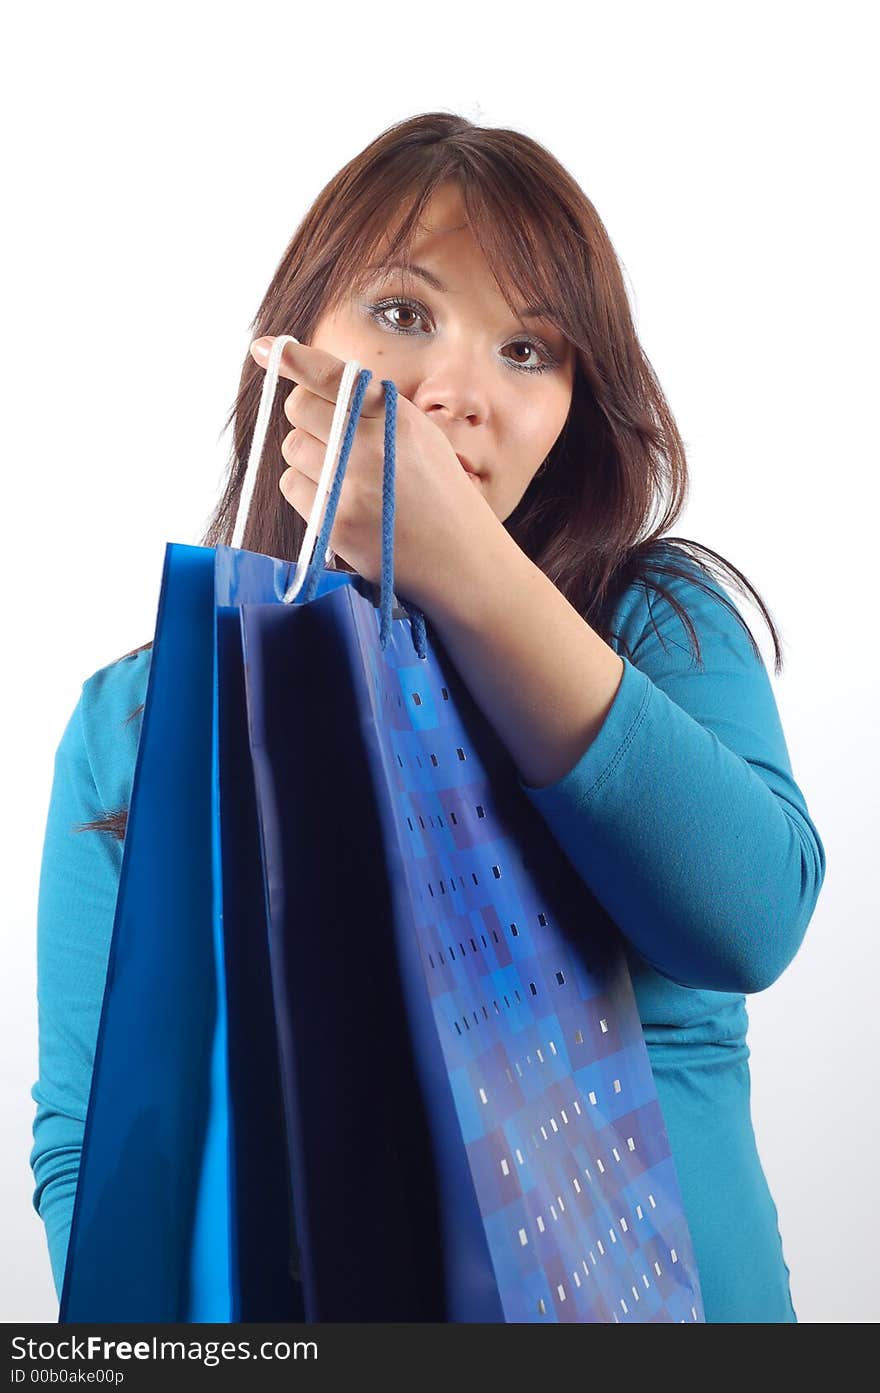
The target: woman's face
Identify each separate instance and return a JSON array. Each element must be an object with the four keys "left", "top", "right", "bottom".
[{"left": 308, "top": 182, "right": 576, "bottom": 523}]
